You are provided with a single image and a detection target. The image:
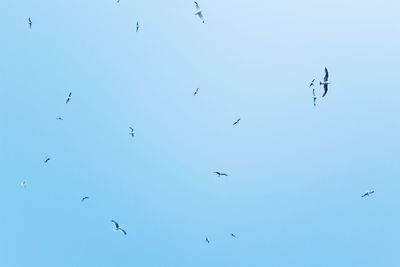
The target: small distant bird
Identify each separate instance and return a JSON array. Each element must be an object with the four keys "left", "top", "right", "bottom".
[
  {"left": 233, "top": 118, "right": 241, "bottom": 126},
  {"left": 81, "top": 196, "right": 89, "bottom": 202},
  {"left": 111, "top": 220, "right": 127, "bottom": 235},
  {"left": 313, "top": 96, "right": 317, "bottom": 107},
  {"left": 361, "top": 190, "right": 375, "bottom": 198},
  {"left": 28, "top": 17, "right": 32, "bottom": 29},
  {"left": 230, "top": 233, "right": 236, "bottom": 238},
  {"left": 129, "top": 127, "right": 135, "bottom": 138},
  {"left": 44, "top": 157, "right": 51, "bottom": 163},
  {"left": 66, "top": 92, "right": 72, "bottom": 104},
  {"left": 309, "top": 79, "right": 315, "bottom": 87},
  {"left": 56, "top": 117, "right": 63, "bottom": 120},
  {"left": 193, "top": 88, "right": 199, "bottom": 96},
  {"left": 136, "top": 21, "right": 139, "bottom": 32},
  {"left": 21, "top": 180, "right": 27, "bottom": 188},
  {"left": 194, "top": 2, "right": 205, "bottom": 23},
  {"left": 320, "top": 67, "right": 330, "bottom": 97},
  {"left": 205, "top": 237, "right": 210, "bottom": 243},
  {"left": 213, "top": 171, "right": 228, "bottom": 177}
]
